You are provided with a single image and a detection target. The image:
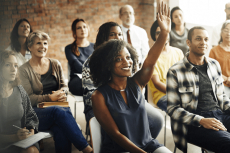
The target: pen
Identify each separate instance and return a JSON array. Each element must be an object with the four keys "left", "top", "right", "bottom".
[{"left": 13, "top": 125, "right": 31, "bottom": 134}]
